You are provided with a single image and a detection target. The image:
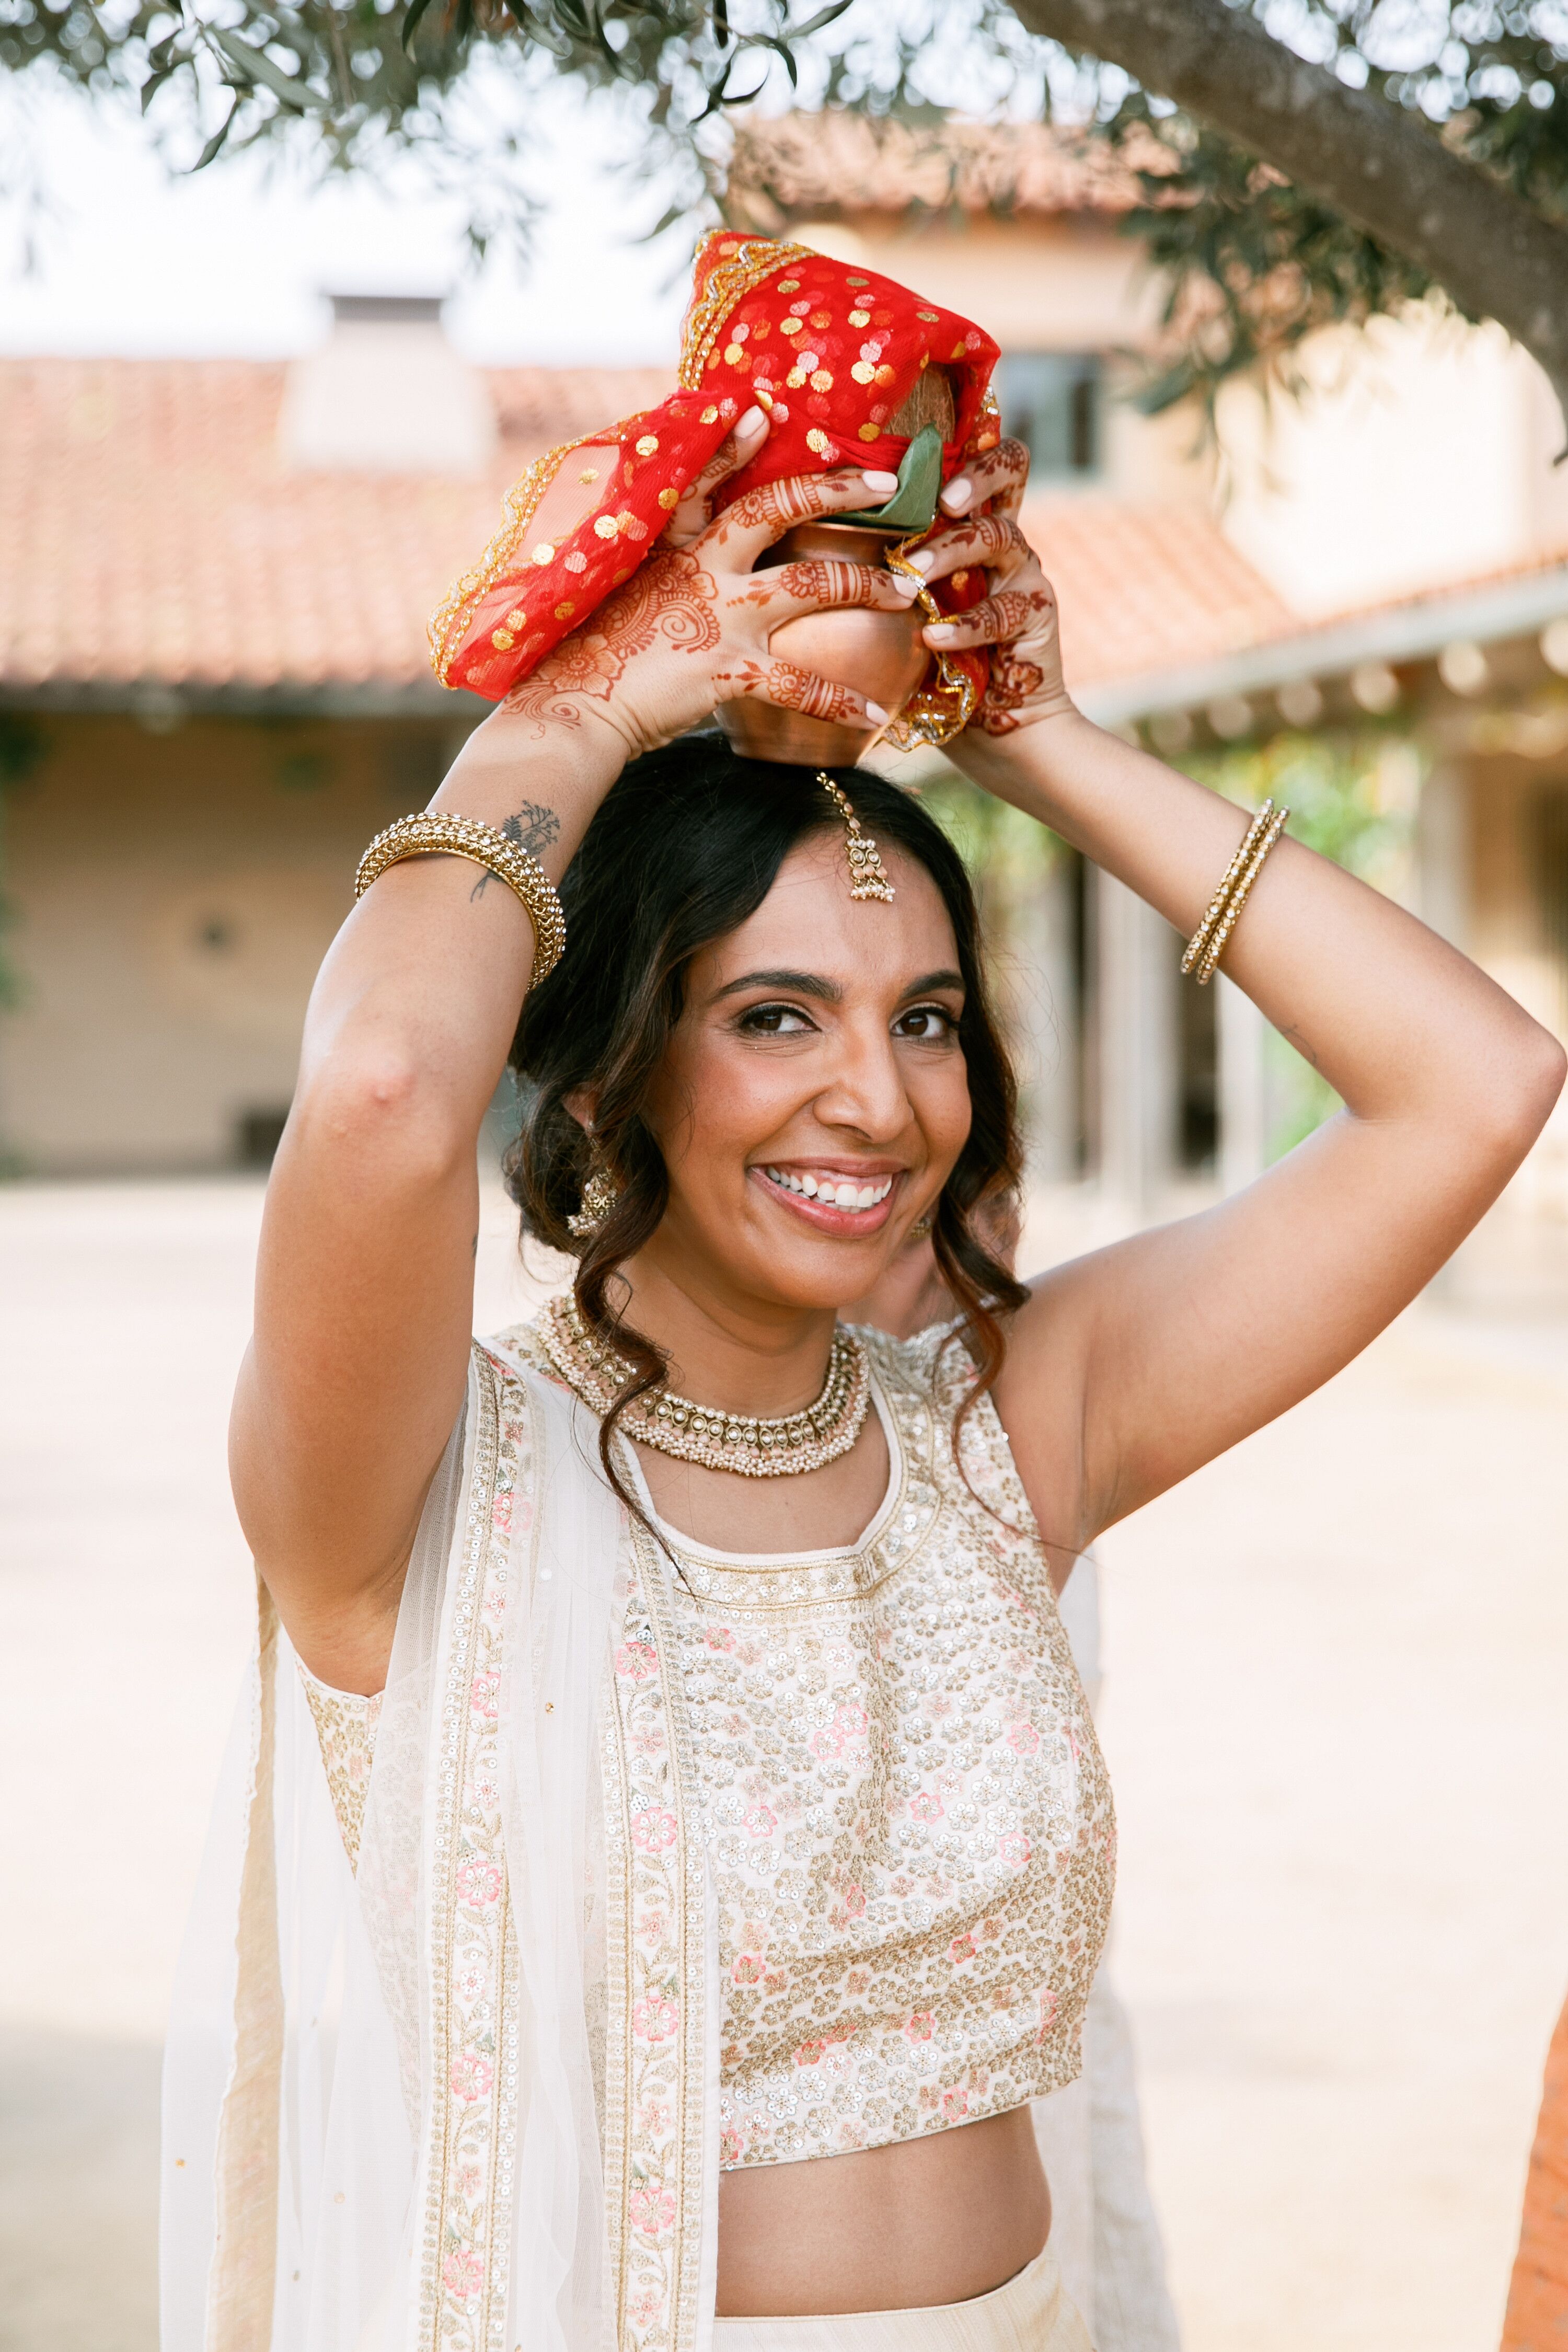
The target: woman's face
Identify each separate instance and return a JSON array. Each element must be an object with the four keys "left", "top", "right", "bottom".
[{"left": 638, "top": 831, "right": 973, "bottom": 1317}]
